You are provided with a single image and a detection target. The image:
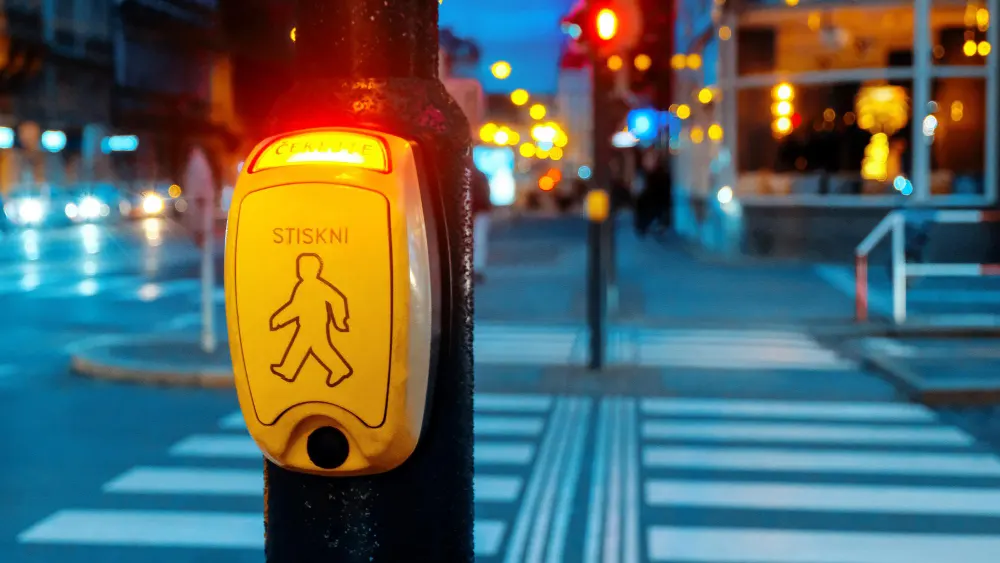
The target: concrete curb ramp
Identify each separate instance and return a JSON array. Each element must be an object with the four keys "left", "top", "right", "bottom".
[
  {"left": 855, "top": 344, "right": 1000, "bottom": 407},
  {"left": 68, "top": 336, "right": 234, "bottom": 389}
]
